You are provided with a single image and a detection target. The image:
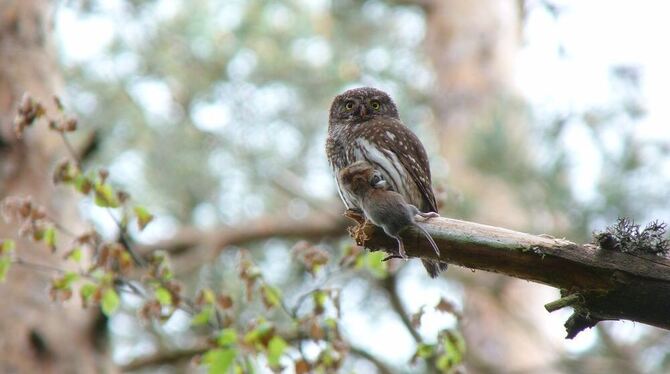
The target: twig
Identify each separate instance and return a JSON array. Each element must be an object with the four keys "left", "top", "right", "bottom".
[
  {"left": 544, "top": 293, "right": 581, "bottom": 313},
  {"left": 349, "top": 345, "right": 395, "bottom": 374},
  {"left": 59, "top": 132, "right": 82, "bottom": 168},
  {"left": 382, "top": 274, "right": 422, "bottom": 343}
]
